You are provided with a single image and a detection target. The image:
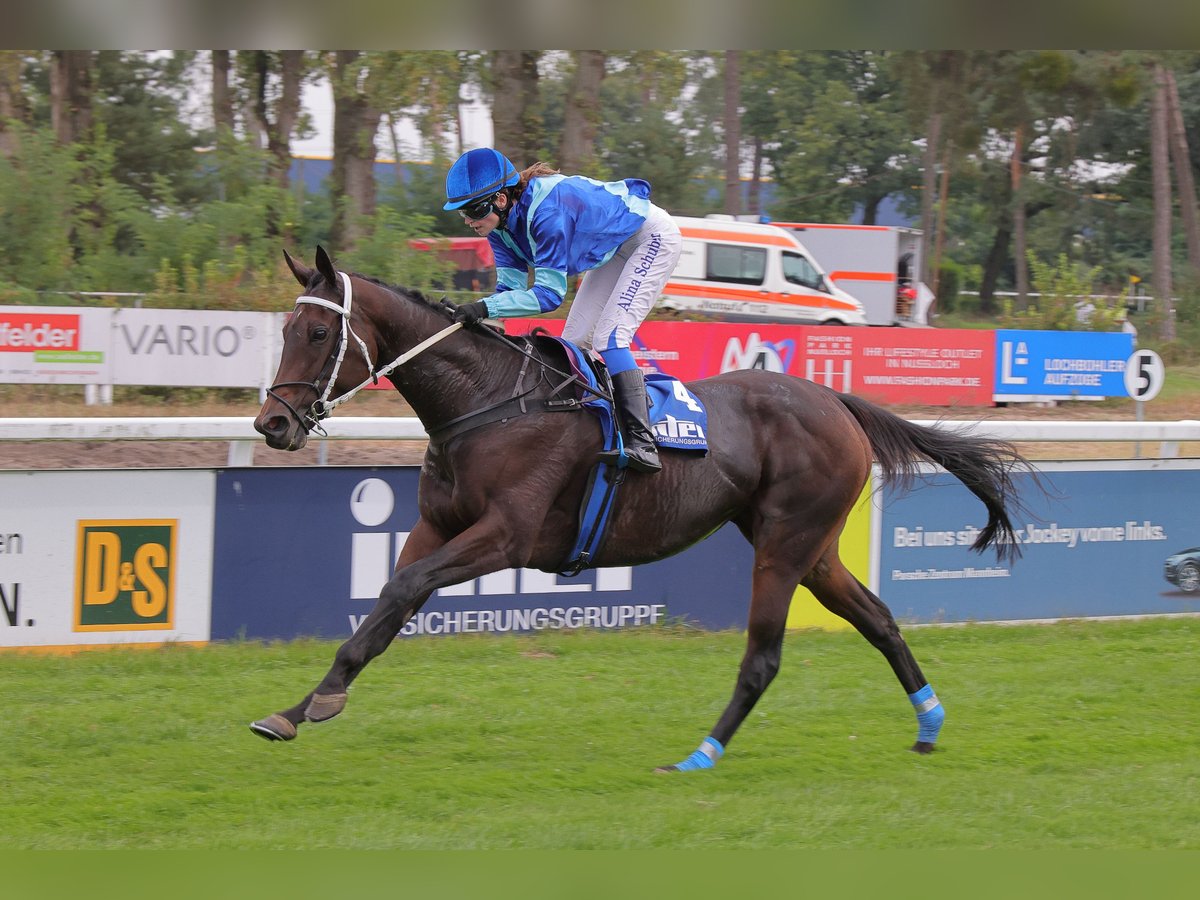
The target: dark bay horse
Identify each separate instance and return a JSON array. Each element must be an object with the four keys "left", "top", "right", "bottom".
[{"left": 250, "top": 246, "right": 1031, "bottom": 771}]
